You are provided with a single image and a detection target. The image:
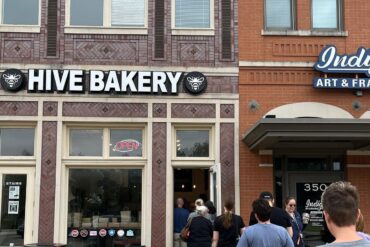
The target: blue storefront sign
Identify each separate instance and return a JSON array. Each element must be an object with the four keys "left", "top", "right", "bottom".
[{"left": 313, "top": 45, "right": 370, "bottom": 89}]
